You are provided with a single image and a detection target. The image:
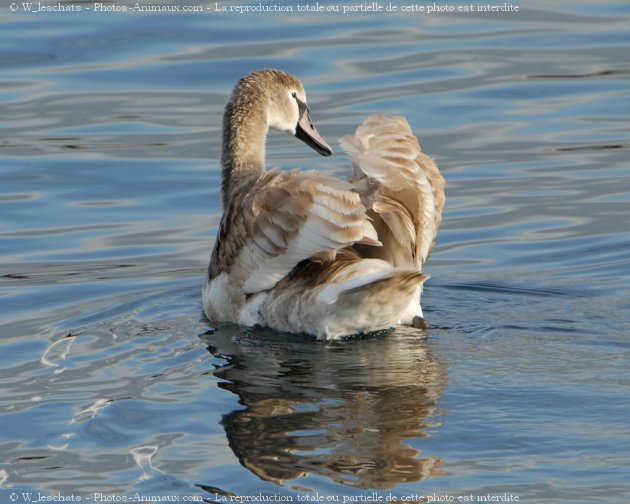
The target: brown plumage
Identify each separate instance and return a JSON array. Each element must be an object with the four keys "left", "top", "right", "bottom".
[{"left": 203, "top": 70, "right": 445, "bottom": 339}]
